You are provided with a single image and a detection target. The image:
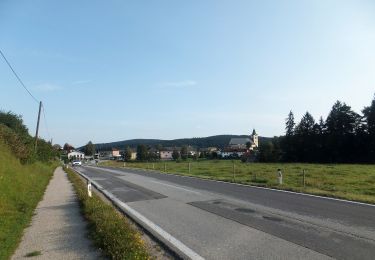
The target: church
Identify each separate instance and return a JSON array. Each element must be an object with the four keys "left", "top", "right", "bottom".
[
  {"left": 228, "top": 129, "right": 259, "bottom": 150},
  {"left": 219, "top": 130, "right": 259, "bottom": 158}
]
